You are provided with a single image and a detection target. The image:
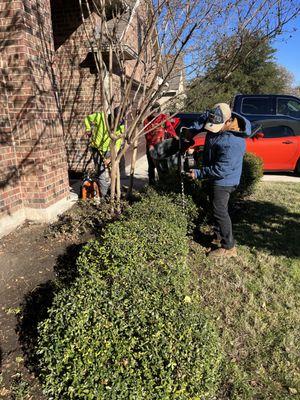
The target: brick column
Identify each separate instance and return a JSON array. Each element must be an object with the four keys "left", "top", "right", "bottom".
[
  {"left": 0, "top": 2, "right": 24, "bottom": 218},
  {"left": 0, "top": 0, "right": 70, "bottom": 235}
]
